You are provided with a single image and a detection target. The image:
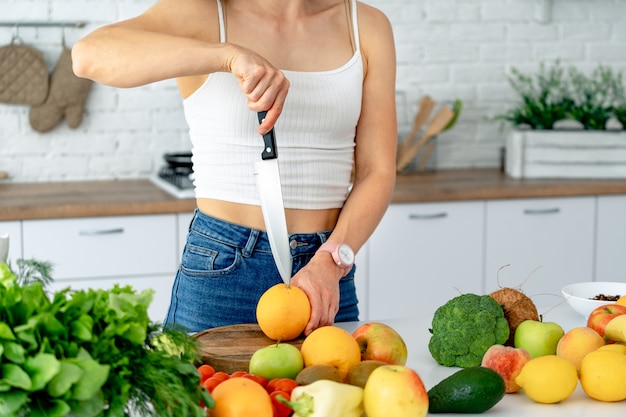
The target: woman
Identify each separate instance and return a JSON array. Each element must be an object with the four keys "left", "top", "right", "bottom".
[{"left": 72, "top": 0, "right": 397, "bottom": 335}]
